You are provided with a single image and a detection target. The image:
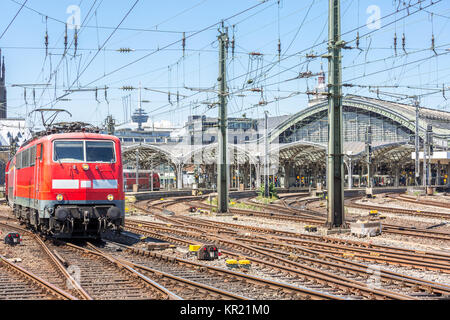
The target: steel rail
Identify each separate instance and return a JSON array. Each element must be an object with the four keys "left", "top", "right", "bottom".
[
  {"left": 124, "top": 221, "right": 415, "bottom": 300},
  {"left": 98, "top": 241, "right": 250, "bottom": 300},
  {"left": 231, "top": 236, "right": 450, "bottom": 295},
  {"left": 346, "top": 197, "right": 450, "bottom": 220},
  {"left": 109, "top": 243, "right": 342, "bottom": 300},
  {"left": 250, "top": 239, "right": 450, "bottom": 295},
  {"left": 207, "top": 235, "right": 419, "bottom": 300},
  {"left": 189, "top": 200, "right": 450, "bottom": 241},
  {"left": 188, "top": 200, "right": 325, "bottom": 224},
  {"left": 0, "top": 221, "right": 92, "bottom": 300},
  {"left": 129, "top": 205, "right": 450, "bottom": 296},
  {"left": 166, "top": 214, "right": 450, "bottom": 267},
  {"left": 242, "top": 199, "right": 326, "bottom": 219},
  {"left": 64, "top": 242, "right": 182, "bottom": 300},
  {"left": 133, "top": 198, "right": 449, "bottom": 298},
  {"left": 0, "top": 254, "right": 76, "bottom": 300},
  {"left": 390, "top": 194, "right": 450, "bottom": 209},
  {"left": 135, "top": 200, "right": 450, "bottom": 261},
  {"left": 134, "top": 201, "right": 450, "bottom": 265}
]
